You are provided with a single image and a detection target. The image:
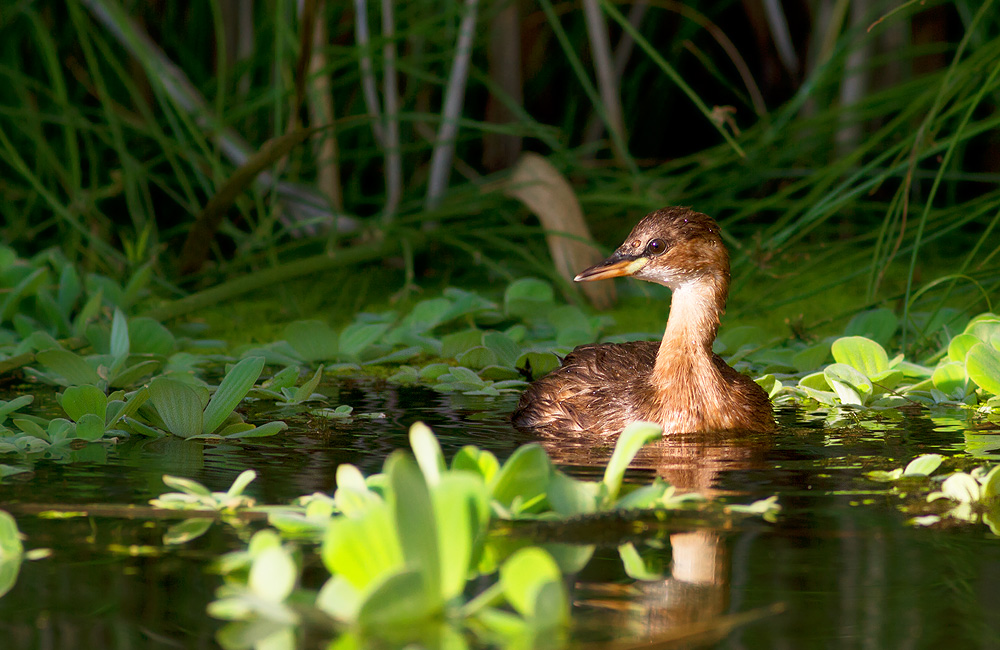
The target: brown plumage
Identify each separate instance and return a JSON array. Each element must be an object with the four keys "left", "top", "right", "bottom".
[{"left": 512, "top": 207, "right": 774, "bottom": 436}]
